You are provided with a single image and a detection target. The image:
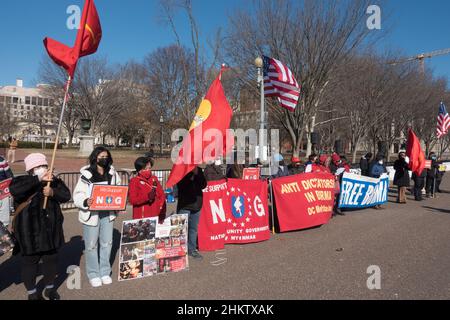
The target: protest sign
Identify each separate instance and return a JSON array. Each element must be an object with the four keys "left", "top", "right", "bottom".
[
  {"left": 338, "top": 172, "right": 389, "bottom": 209},
  {"left": 272, "top": 173, "right": 335, "bottom": 232},
  {"left": 89, "top": 185, "right": 128, "bottom": 211},
  {"left": 243, "top": 168, "right": 261, "bottom": 180},
  {"left": 198, "top": 179, "right": 270, "bottom": 251},
  {"left": 118, "top": 214, "right": 189, "bottom": 281},
  {"left": 0, "top": 179, "right": 12, "bottom": 201}
]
